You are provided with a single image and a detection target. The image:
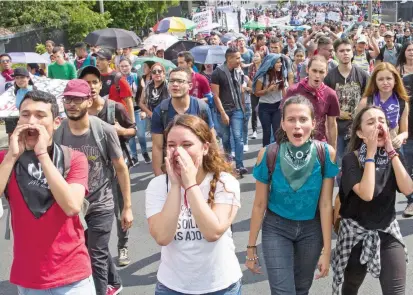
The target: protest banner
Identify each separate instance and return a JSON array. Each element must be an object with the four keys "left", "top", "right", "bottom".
[
  {"left": 193, "top": 10, "right": 212, "bottom": 34},
  {"left": 316, "top": 12, "right": 326, "bottom": 23}
]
